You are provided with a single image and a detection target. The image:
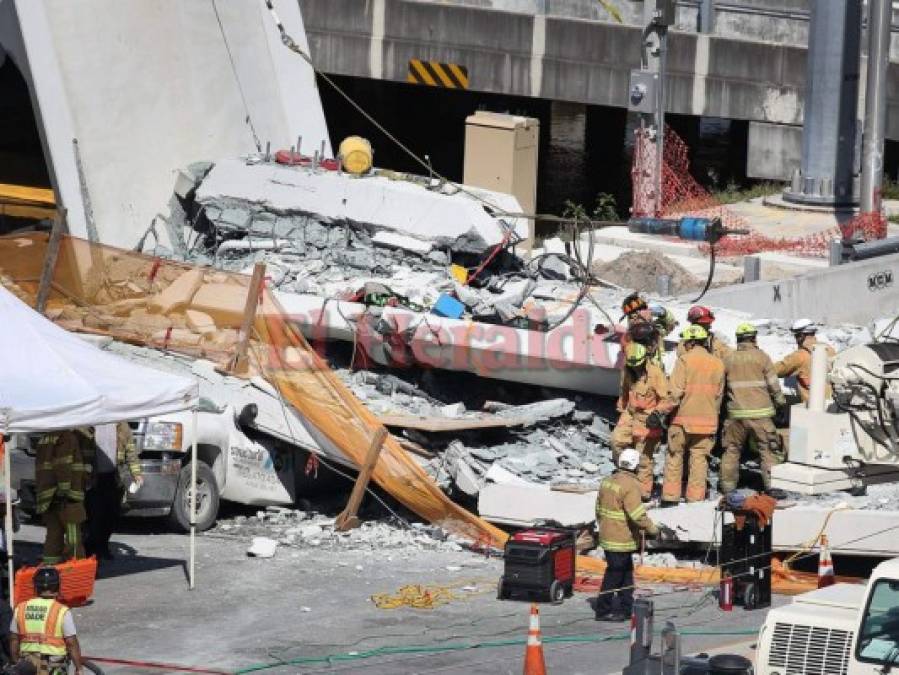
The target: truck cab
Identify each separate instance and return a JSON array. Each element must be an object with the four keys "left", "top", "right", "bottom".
[
  {"left": 17, "top": 372, "right": 347, "bottom": 532},
  {"left": 757, "top": 558, "right": 899, "bottom": 674}
]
